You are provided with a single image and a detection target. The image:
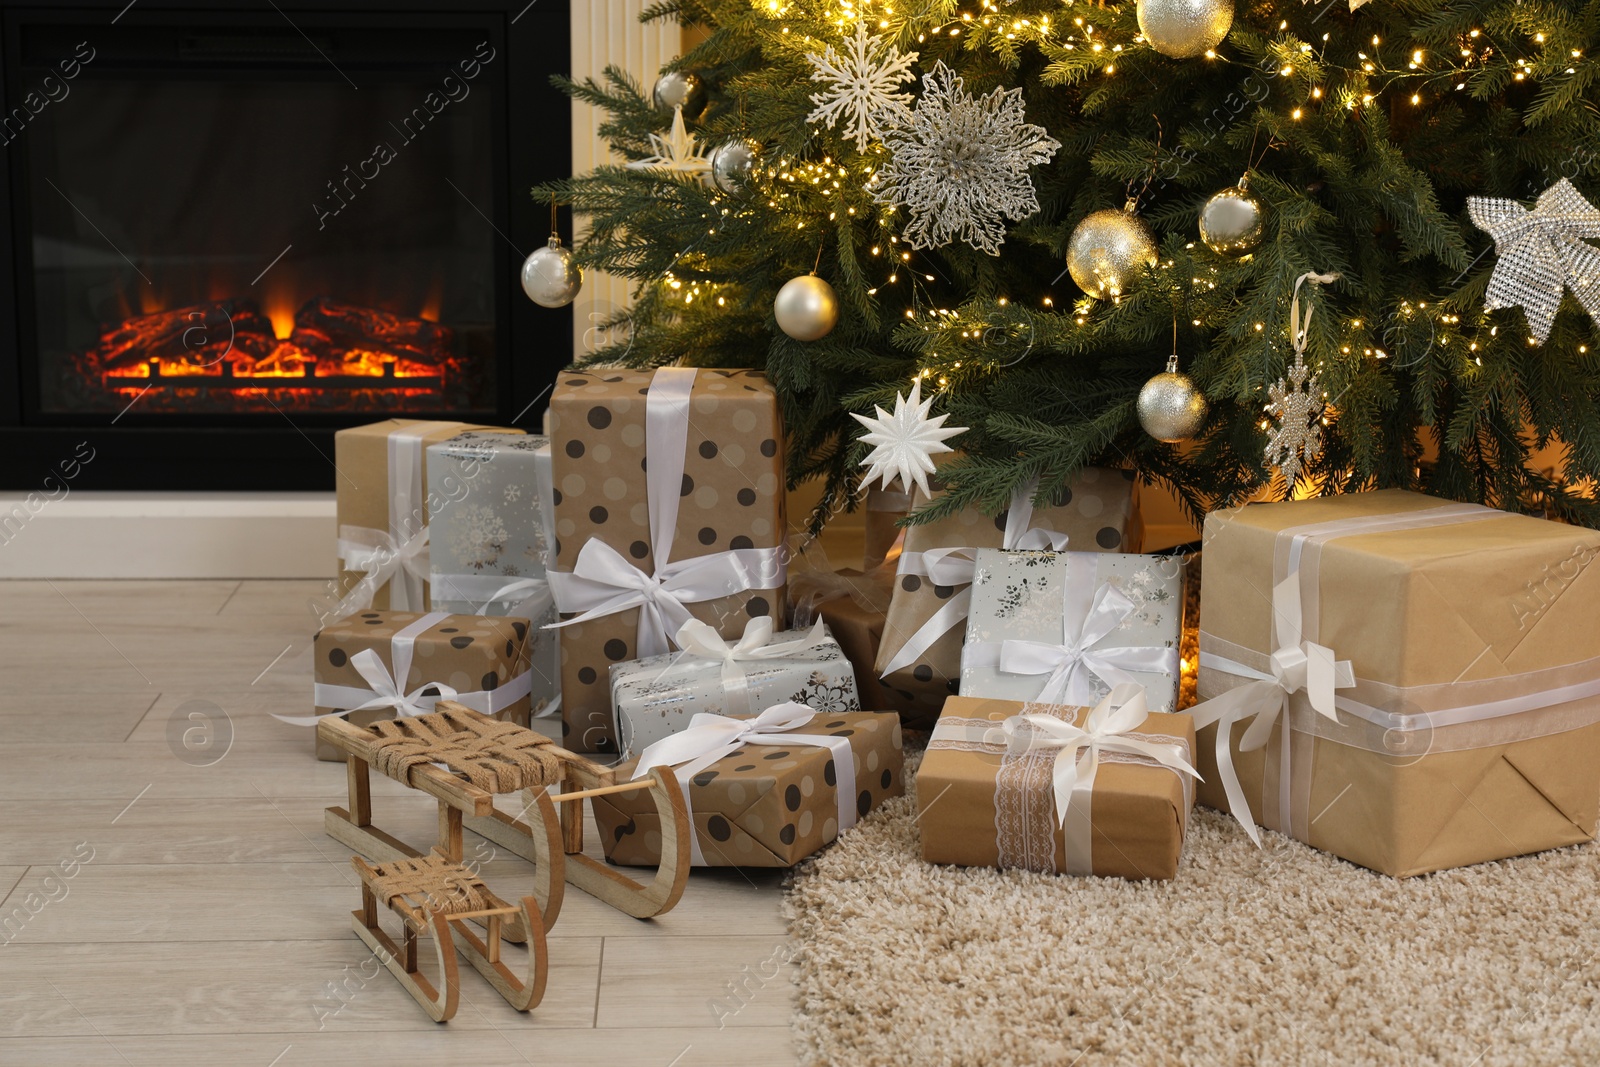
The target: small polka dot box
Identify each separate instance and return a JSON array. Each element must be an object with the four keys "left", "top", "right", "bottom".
[
  {"left": 333, "top": 420, "right": 523, "bottom": 612},
  {"left": 918, "top": 696, "right": 1195, "bottom": 881},
  {"left": 959, "top": 549, "right": 1184, "bottom": 713},
  {"left": 311, "top": 611, "right": 535, "bottom": 761},
  {"left": 594, "top": 711, "right": 904, "bottom": 867},
  {"left": 875, "top": 470, "right": 1143, "bottom": 729},
  {"left": 549, "top": 369, "right": 787, "bottom": 755}
]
